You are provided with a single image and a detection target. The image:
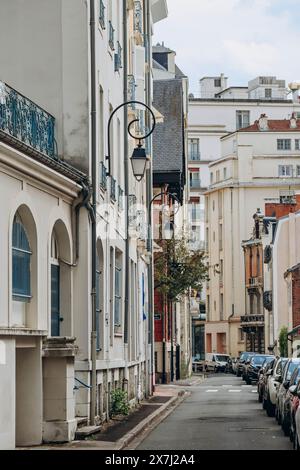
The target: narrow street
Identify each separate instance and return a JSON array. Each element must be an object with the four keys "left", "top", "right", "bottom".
[{"left": 138, "top": 374, "right": 292, "bottom": 450}]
